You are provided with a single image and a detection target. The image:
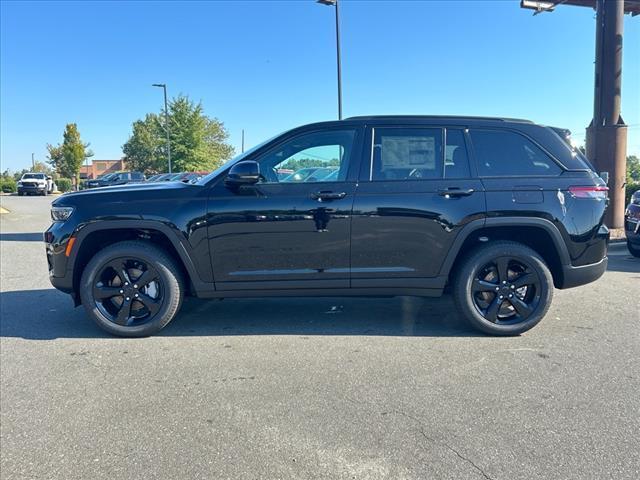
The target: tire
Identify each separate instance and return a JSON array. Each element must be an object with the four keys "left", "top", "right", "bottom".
[
  {"left": 18, "top": 192, "right": 23, "bottom": 196},
  {"left": 80, "top": 241, "right": 184, "bottom": 337},
  {"left": 453, "top": 241, "right": 554, "bottom": 336},
  {"left": 628, "top": 241, "right": 640, "bottom": 258}
]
